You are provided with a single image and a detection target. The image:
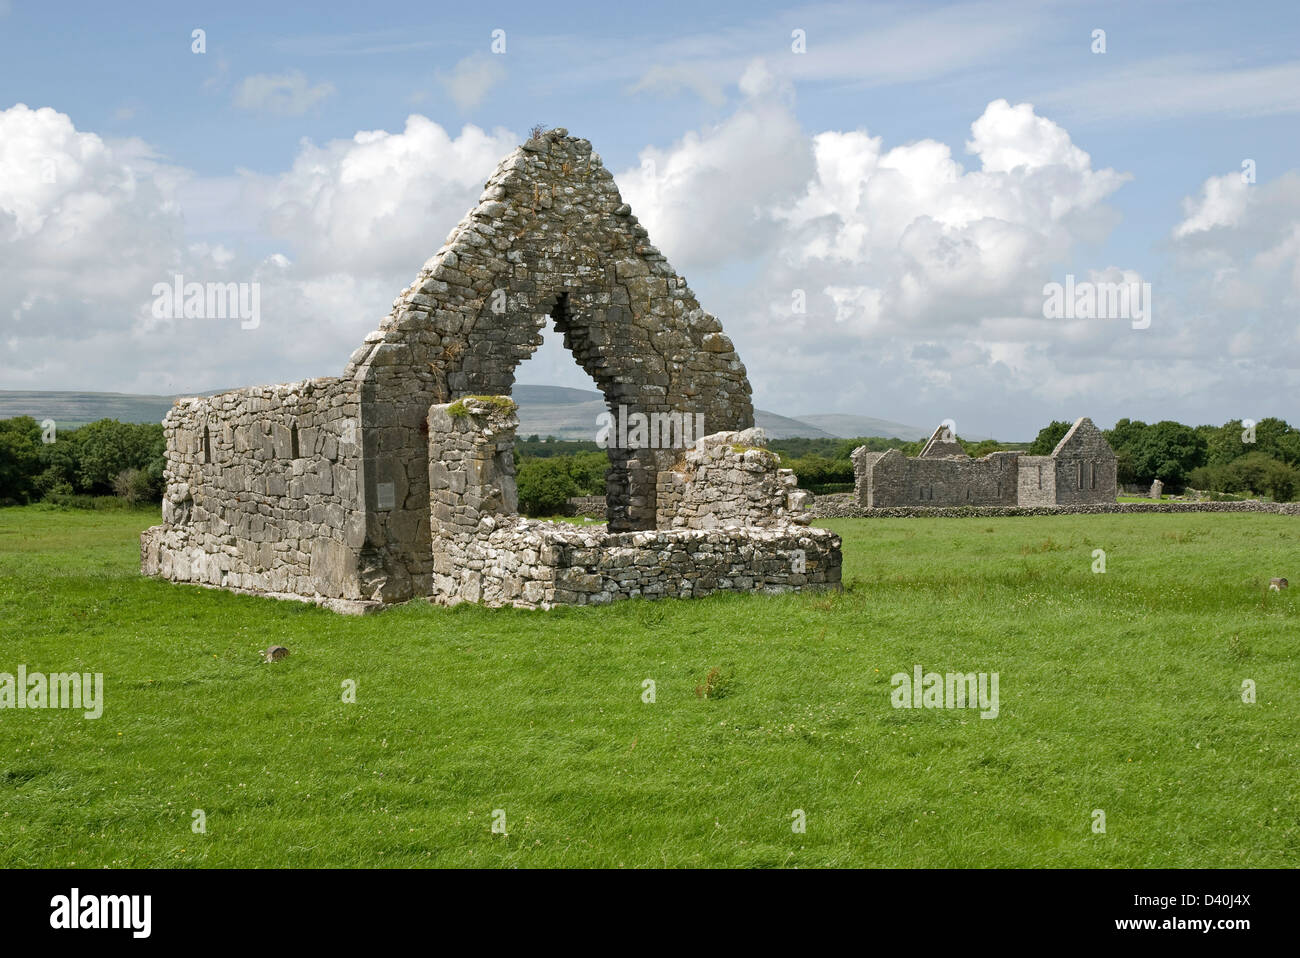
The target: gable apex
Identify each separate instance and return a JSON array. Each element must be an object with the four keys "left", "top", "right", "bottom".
[{"left": 1051, "top": 417, "right": 1116, "bottom": 459}]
